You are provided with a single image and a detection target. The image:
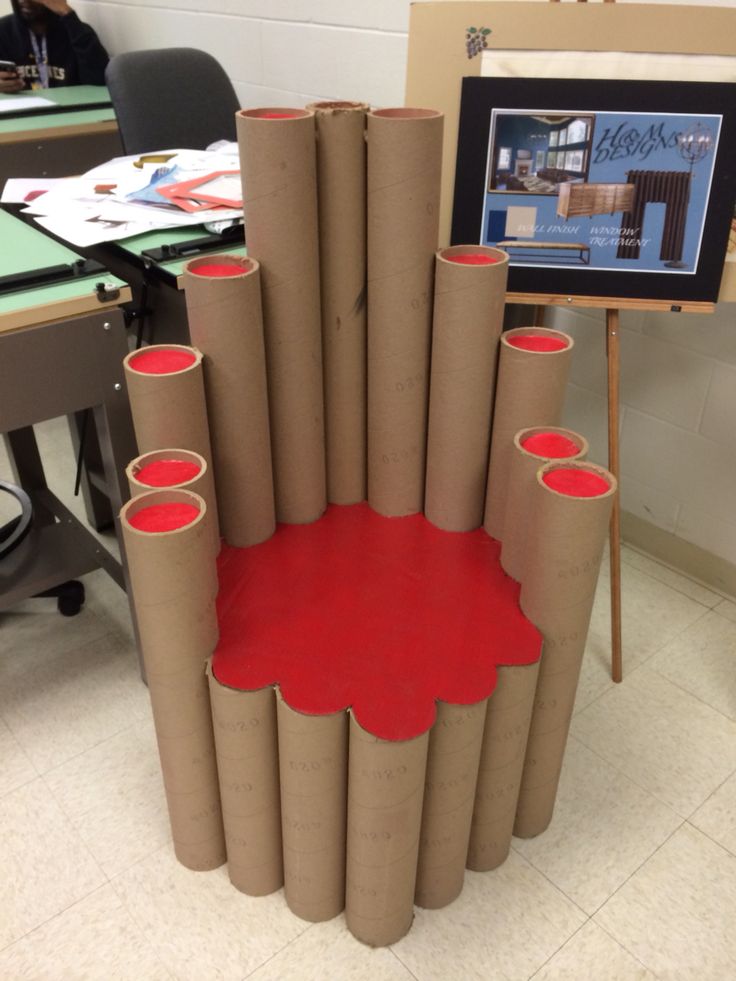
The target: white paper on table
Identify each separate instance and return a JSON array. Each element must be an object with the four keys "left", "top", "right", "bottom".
[
  {"left": 33, "top": 209, "right": 167, "bottom": 247},
  {"left": 1, "top": 177, "right": 61, "bottom": 203},
  {"left": 19, "top": 147, "right": 243, "bottom": 246},
  {"left": 0, "top": 95, "right": 54, "bottom": 112}
]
